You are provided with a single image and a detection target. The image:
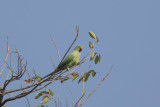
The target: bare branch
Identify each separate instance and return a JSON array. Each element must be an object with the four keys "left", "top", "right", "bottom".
[
  {"left": 41, "top": 26, "right": 79, "bottom": 79},
  {"left": 0, "top": 35, "right": 9, "bottom": 76},
  {"left": 58, "top": 96, "right": 62, "bottom": 107},
  {"left": 50, "top": 56, "right": 56, "bottom": 69},
  {"left": 59, "top": 26, "right": 79, "bottom": 67},
  {"left": 15, "top": 47, "right": 31, "bottom": 78},
  {"left": 5, "top": 69, "right": 58, "bottom": 94},
  {"left": 74, "top": 93, "right": 85, "bottom": 107},
  {"left": 3, "top": 62, "right": 26, "bottom": 90},
  {"left": 50, "top": 34, "right": 61, "bottom": 62},
  {"left": 5, "top": 66, "right": 12, "bottom": 81},
  {"left": 53, "top": 98, "right": 58, "bottom": 107},
  {"left": 3, "top": 66, "right": 71, "bottom": 106},
  {"left": 5, "top": 51, "right": 12, "bottom": 81},
  {"left": 79, "top": 66, "right": 113, "bottom": 106},
  {"left": 97, "top": 72, "right": 103, "bottom": 81},
  {"left": 25, "top": 96, "right": 30, "bottom": 107},
  {"left": 2, "top": 84, "right": 39, "bottom": 106}
]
